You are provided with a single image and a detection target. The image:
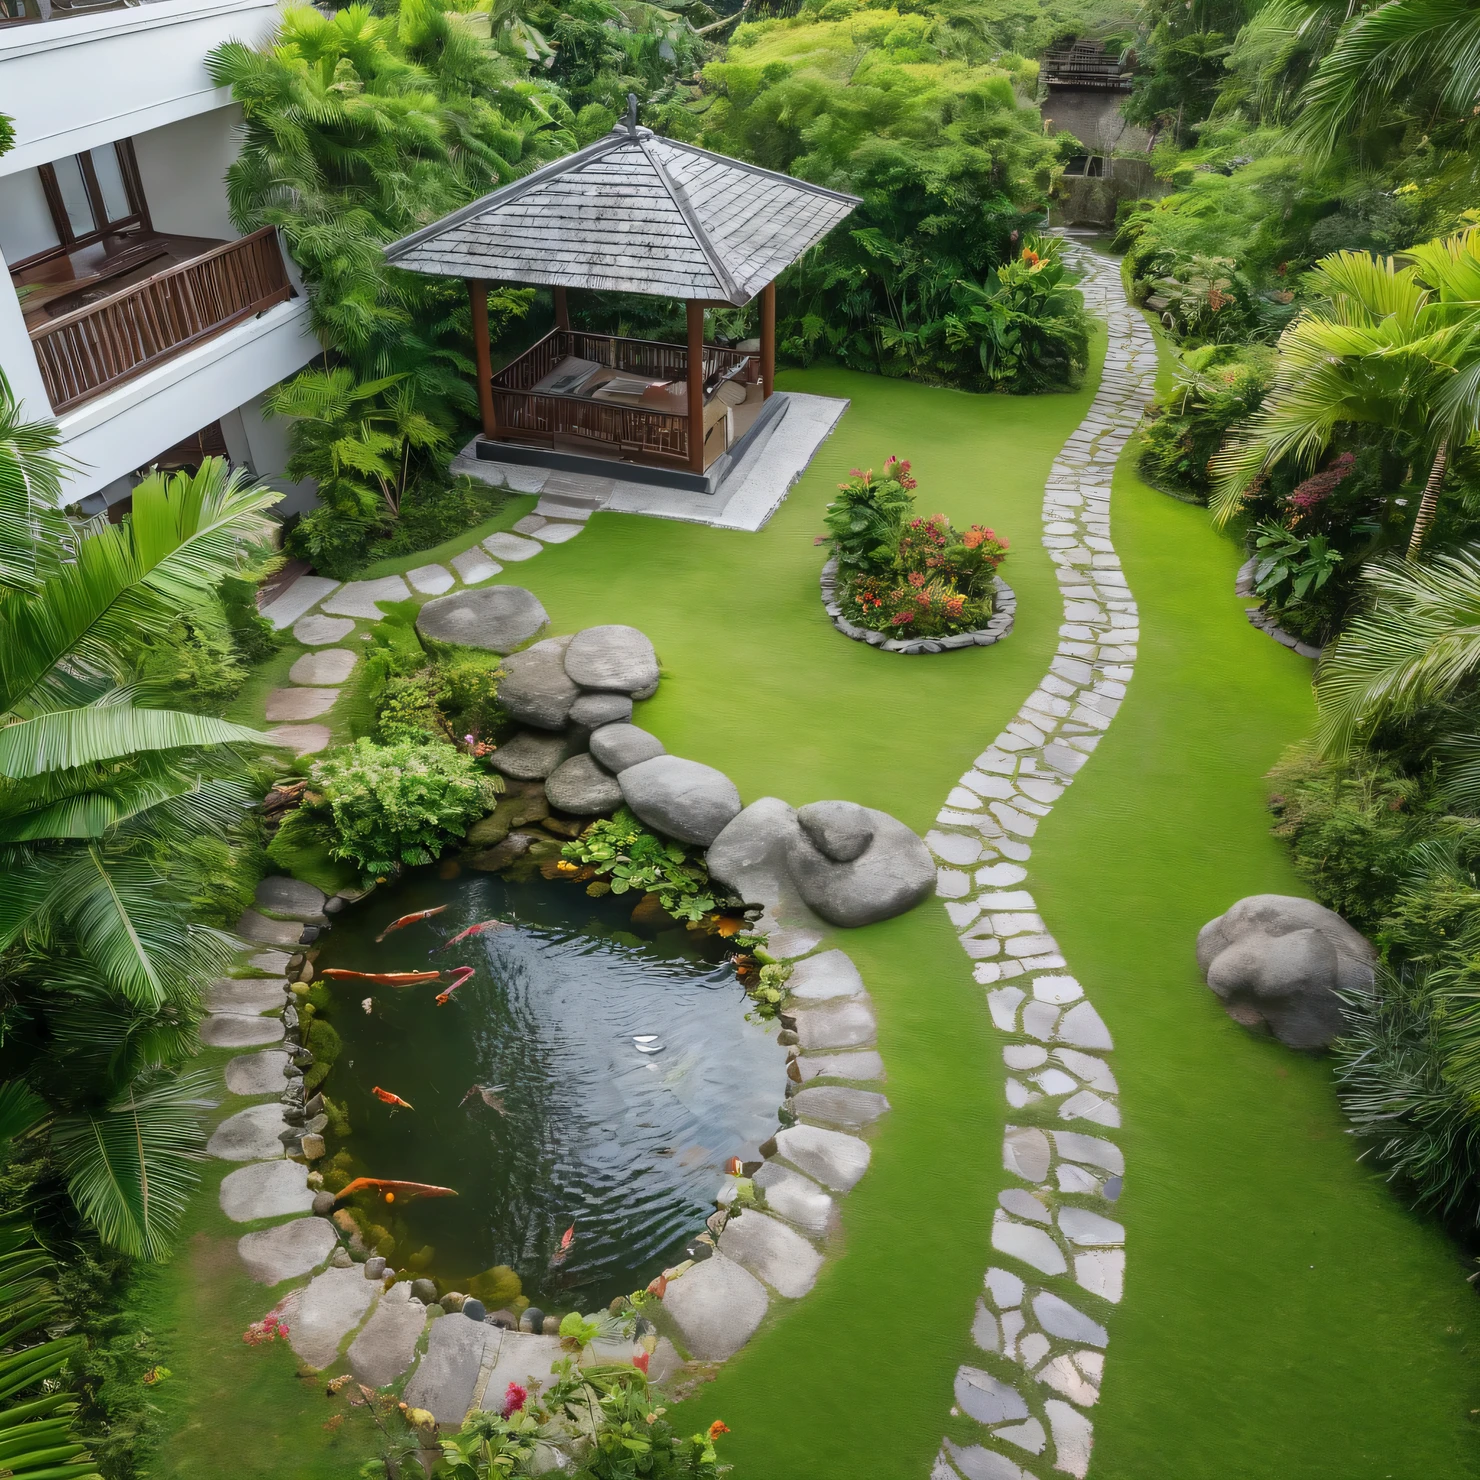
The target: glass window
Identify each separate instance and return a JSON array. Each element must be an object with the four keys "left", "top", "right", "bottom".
[
  {"left": 89, "top": 145, "right": 132, "bottom": 225},
  {"left": 0, "top": 170, "right": 61, "bottom": 263},
  {"left": 50, "top": 154, "right": 95, "bottom": 239}
]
